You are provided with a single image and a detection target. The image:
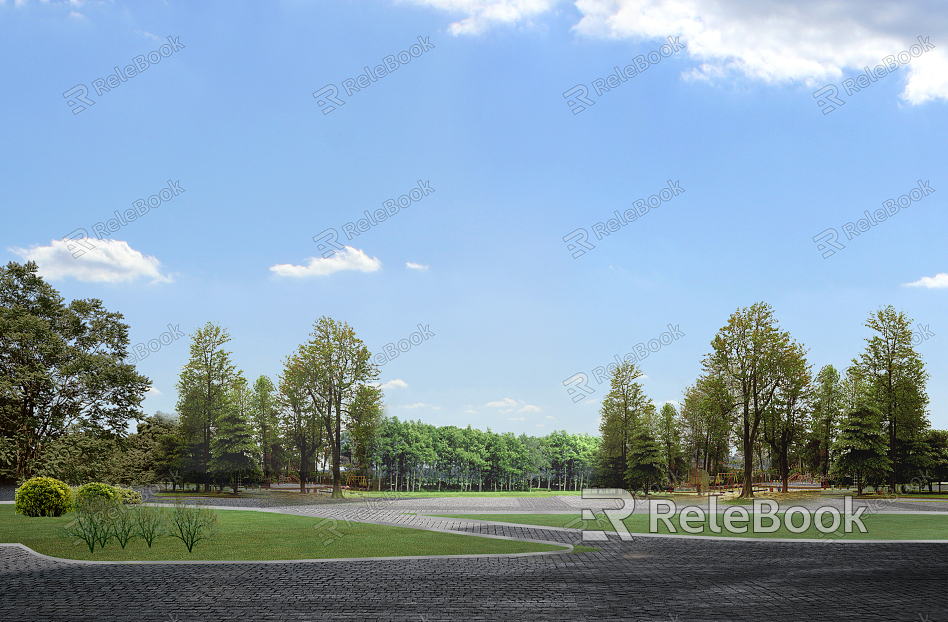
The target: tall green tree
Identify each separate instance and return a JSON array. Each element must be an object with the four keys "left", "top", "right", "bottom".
[
  {"left": 762, "top": 340, "right": 812, "bottom": 492},
  {"left": 209, "top": 376, "right": 259, "bottom": 493},
  {"left": 706, "top": 302, "right": 790, "bottom": 498},
  {"left": 597, "top": 361, "right": 653, "bottom": 487},
  {"left": 348, "top": 384, "right": 384, "bottom": 476},
  {"left": 657, "top": 402, "right": 681, "bottom": 482},
  {"left": 0, "top": 261, "right": 150, "bottom": 482},
  {"left": 277, "top": 354, "right": 323, "bottom": 493},
  {"left": 249, "top": 375, "right": 279, "bottom": 482},
  {"left": 175, "top": 322, "right": 239, "bottom": 492},
  {"left": 855, "top": 306, "right": 930, "bottom": 491},
  {"left": 812, "top": 365, "right": 842, "bottom": 477},
  {"left": 295, "top": 317, "right": 378, "bottom": 498},
  {"left": 679, "top": 373, "right": 735, "bottom": 477},
  {"left": 625, "top": 430, "right": 665, "bottom": 494},
  {"left": 923, "top": 430, "right": 948, "bottom": 493},
  {"left": 832, "top": 404, "right": 891, "bottom": 495}
]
